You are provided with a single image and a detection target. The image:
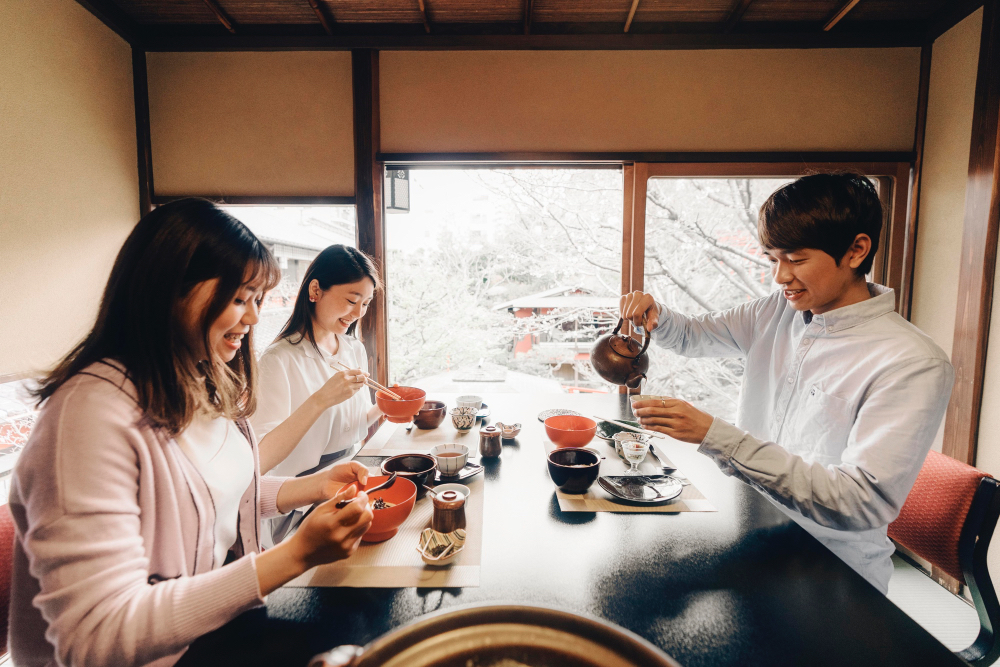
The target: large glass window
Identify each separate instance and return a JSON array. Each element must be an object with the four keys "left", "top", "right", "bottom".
[
  {"left": 642, "top": 177, "right": 793, "bottom": 421},
  {"left": 223, "top": 206, "right": 356, "bottom": 356},
  {"left": 0, "top": 376, "right": 37, "bottom": 500},
  {"left": 386, "top": 169, "right": 623, "bottom": 393}
]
